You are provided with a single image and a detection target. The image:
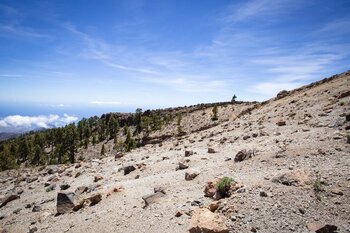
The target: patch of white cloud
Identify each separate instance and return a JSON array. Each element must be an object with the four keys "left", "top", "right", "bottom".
[
  {"left": 0, "top": 114, "right": 78, "bottom": 133},
  {"left": 59, "top": 1, "right": 350, "bottom": 103},
  {"left": 90, "top": 101, "right": 122, "bottom": 105},
  {"left": 0, "top": 74, "right": 23, "bottom": 78},
  {"left": 225, "top": 0, "right": 296, "bottom": 22},
  {"left": 250, "top": 81, "right": 303, "bottom": 97}
]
